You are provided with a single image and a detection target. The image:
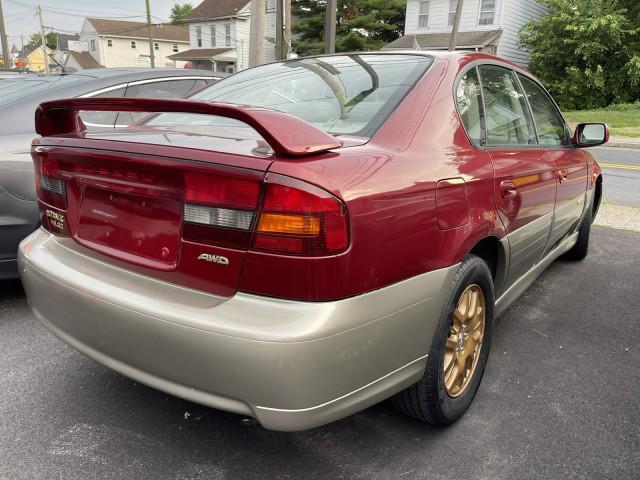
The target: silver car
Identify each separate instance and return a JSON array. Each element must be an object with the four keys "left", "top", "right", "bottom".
[{"left": 0, "top": 68, "right": 223, "bottom": 279}]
